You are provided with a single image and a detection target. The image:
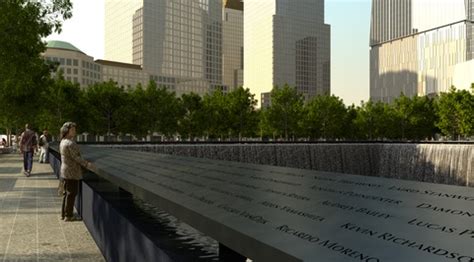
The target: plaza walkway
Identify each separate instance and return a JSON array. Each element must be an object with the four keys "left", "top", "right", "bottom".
[{"left": 0, "top": 153, "right": 104, "bottom": 262}]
